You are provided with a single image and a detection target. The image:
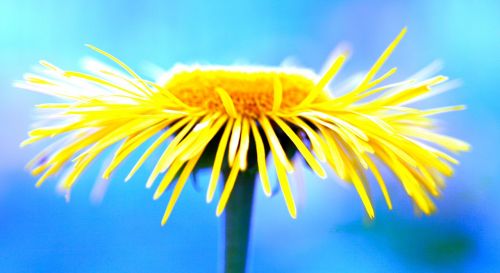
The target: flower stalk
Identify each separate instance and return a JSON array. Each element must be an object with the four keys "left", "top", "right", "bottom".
[{"left": 222, "top": 169, "right": 256, "bottom": 273}]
